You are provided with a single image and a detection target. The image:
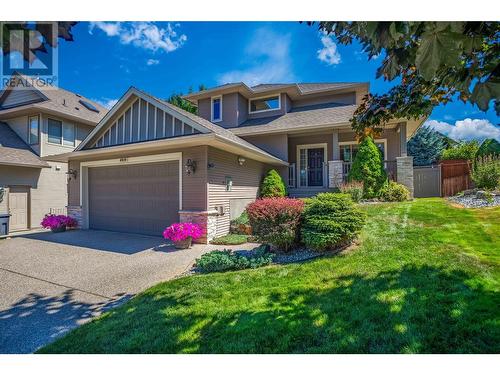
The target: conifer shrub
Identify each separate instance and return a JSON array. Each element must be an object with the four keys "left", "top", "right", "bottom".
[{"left": 260, "top": 169, "right": 287, "bottom": 198}]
